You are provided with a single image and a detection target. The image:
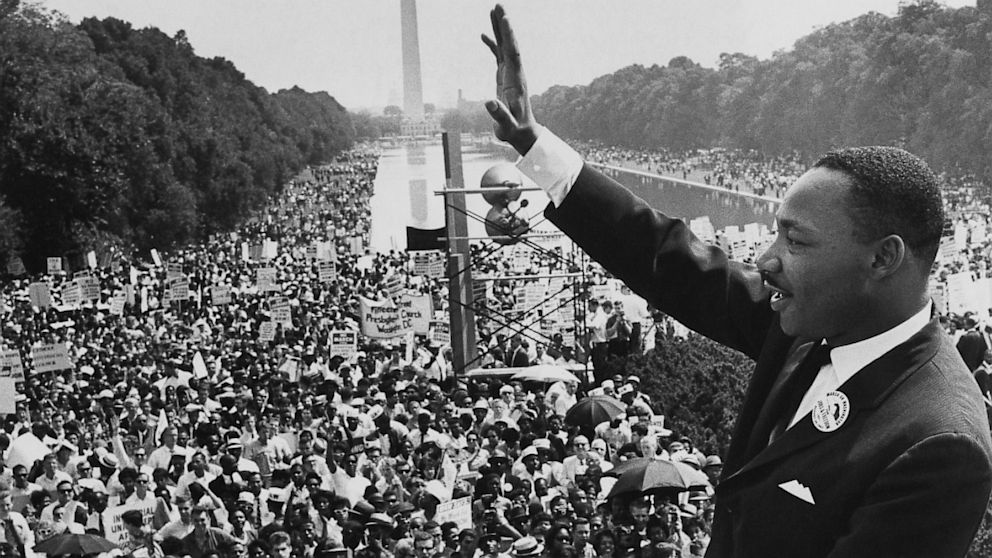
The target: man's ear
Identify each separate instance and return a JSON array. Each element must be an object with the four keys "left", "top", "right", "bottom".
[{"left": 871, "top": 234, "right": 905, "bottom": 279}]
